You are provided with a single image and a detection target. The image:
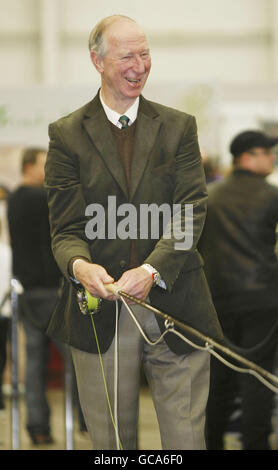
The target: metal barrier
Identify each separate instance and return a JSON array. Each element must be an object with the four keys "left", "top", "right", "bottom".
[
  {"left": 10, "top": 278, "right": 22, "bottom": 450},
  {"left": 64, "top": 351, "right": 74, "bottom": 450}
]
